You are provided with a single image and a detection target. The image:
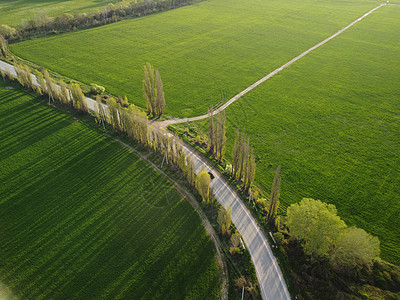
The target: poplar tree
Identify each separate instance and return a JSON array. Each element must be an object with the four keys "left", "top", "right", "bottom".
[
  {"left": 143, "top": 62, "right": 155, "bottom": 116},
  {"left": 59, "top": 80, "right": 70, "bottom": 105},
  {"left": 155, "top": 69, "right": 166, "bottom": 118},
  {"left": 237, "top": 128, "right": 246, "bottom": 182},
  {"left": 42, "top": 69, "right": 54, "bottom": 104},
  {"left": 208, "top": 107, "right": 226, "bottom": 161},
  {"left": 0, "top": 35, "right": 8, "bottom": 58},
  {"left": 196, "top": 169, "right": 211, "bottom": 204},
  {"left": 107, "top": 97, "right": 123, "bottom": 132},
  {"left": 217, "top": 206, "right": 232, "bottom": 236},
  {"left": 246, "top": 148, "right": 256, "bottom": 193},
  {"left": 241, "top": 137, "right": 250, "bottom": 187},
  {"left": 232, "top": 128, "right": 240, "bottom": 179},
  {"left": 216, "top": 110, "right": 226, "bottom": 161},
  {"left": 142, "top": 63, "right": 166, "bottom": 118},
  {"left": 267, "top": 165, "right": 281, "bottom": 226},
  {"left": 34, "top": 69, "right": 46, "bottom": 95},
  {"left": 186, "top": 155, "right": 196, "bottom": 186},
  {"left": 33, "top": 70, "right": 45, "bottom": 95},
  {"left": 70, "top": 83, "right": 88, "bottom": 113},
  {"left": 208, "top": 106, "right": 215, "bottom": 154}
]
